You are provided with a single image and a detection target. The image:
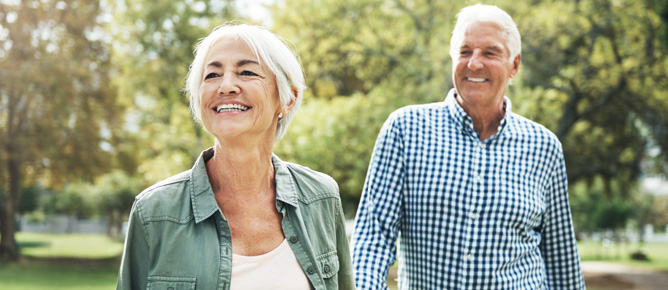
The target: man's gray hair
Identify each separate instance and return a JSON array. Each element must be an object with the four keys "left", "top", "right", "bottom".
[
  {"left": 449, "top": 4, "right": 521, "bottom": 63},
  {"left": 185, "top": 23, "right": 306, "bottom": 143}
]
